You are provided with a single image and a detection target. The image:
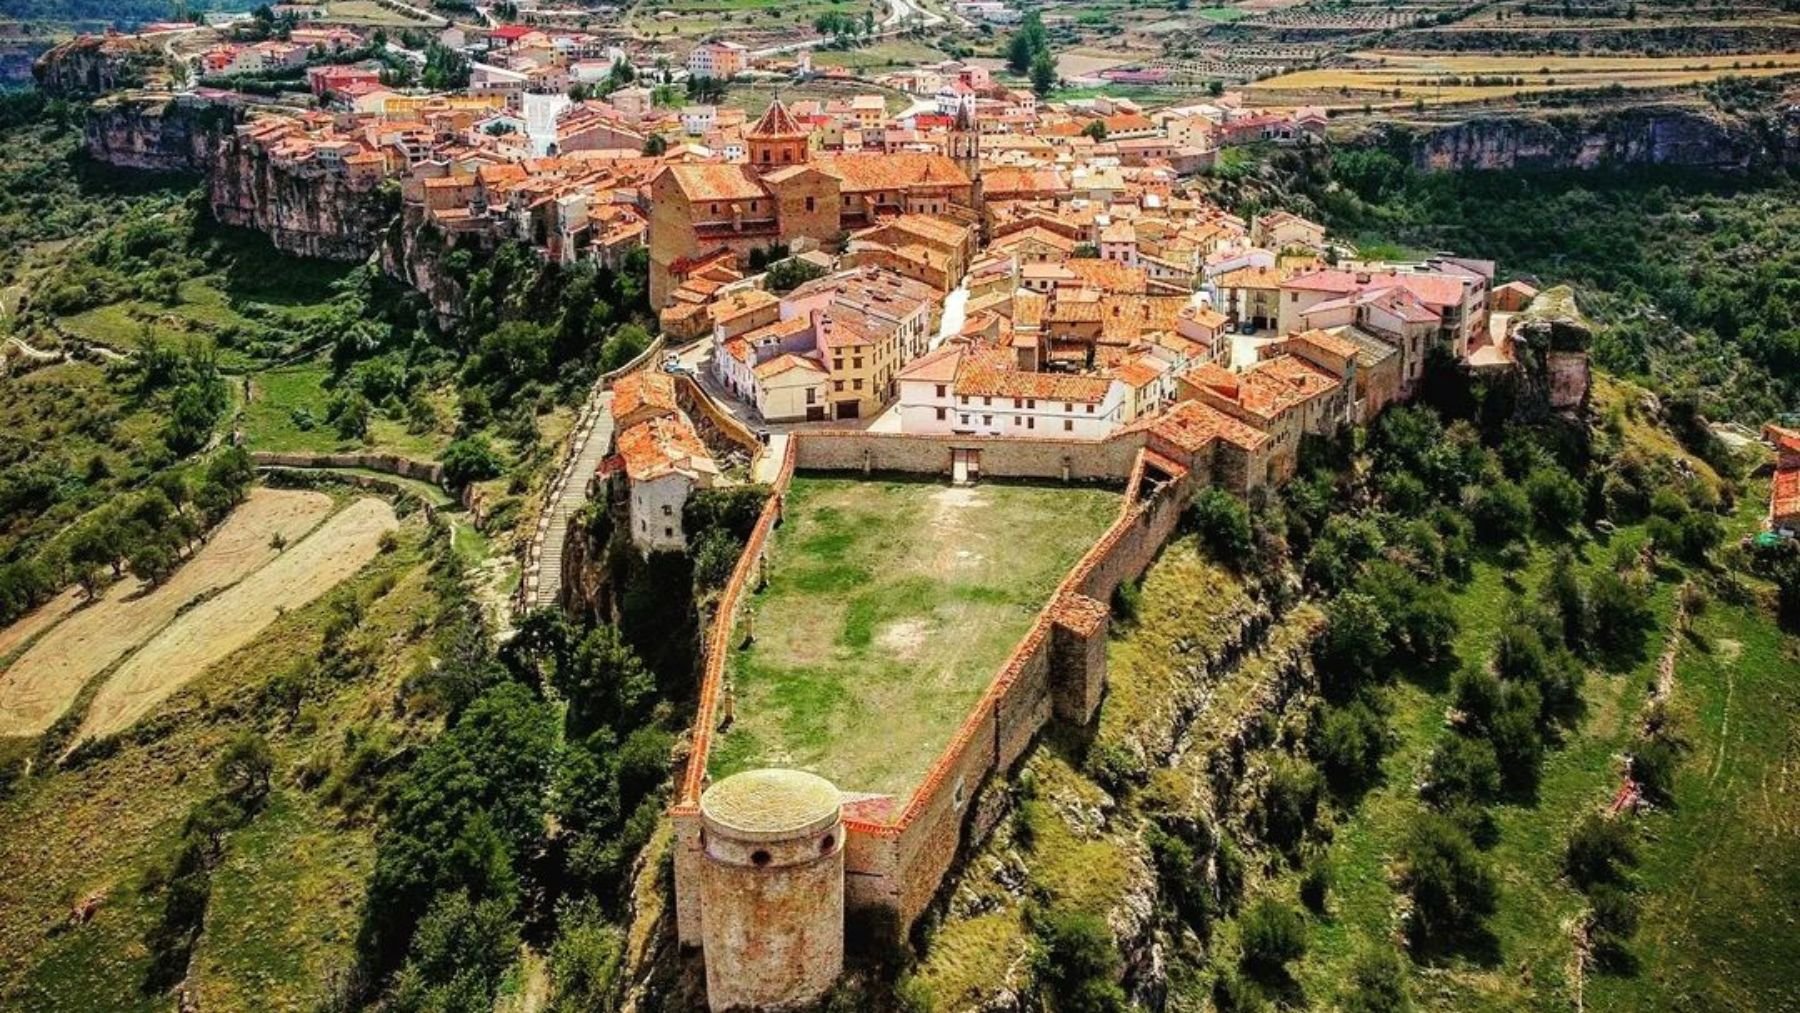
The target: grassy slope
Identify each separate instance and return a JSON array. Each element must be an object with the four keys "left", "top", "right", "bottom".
[
  {"left": 0, "top": 522, "right": 441, "bottom": 1010},
  {"left": 711, "top": 475, "right": 1120, "bottom": 799}
]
